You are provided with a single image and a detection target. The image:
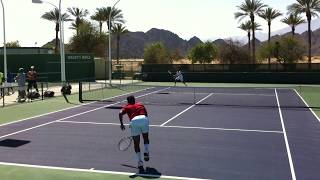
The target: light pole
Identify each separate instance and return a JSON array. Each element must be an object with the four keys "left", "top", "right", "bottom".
[
  {"left": 32, "top": 0, "right": 66, "bottom": 83},
  {"left": 108, "top": 0, "right": 121, "bottom": 85},
  {"left": 1, "top": 0, "right": 7, "bottom": 84}
]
